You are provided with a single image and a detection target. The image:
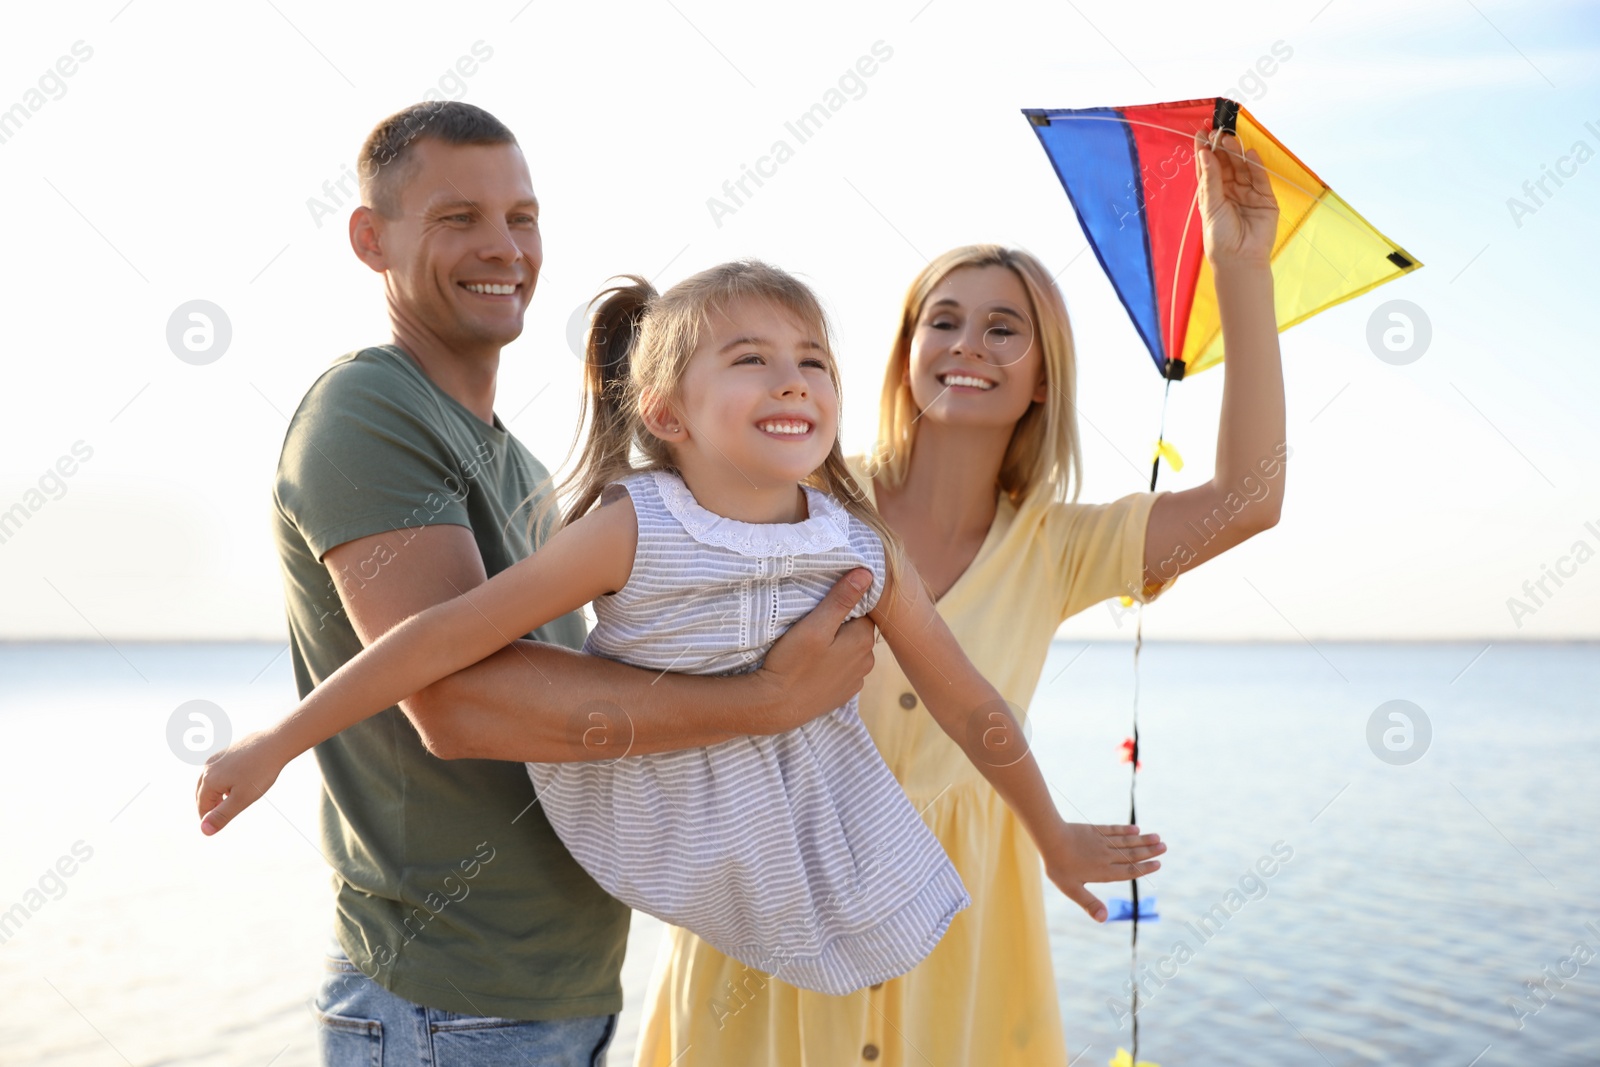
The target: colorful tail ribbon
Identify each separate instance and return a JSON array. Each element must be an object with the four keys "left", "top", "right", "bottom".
[
  {"left": 1106, "top": 896, "right": 1159, "bottom": 922},
  {"left": 1110, "top": 1049, "right": 1161, "bottom": 1067}
]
